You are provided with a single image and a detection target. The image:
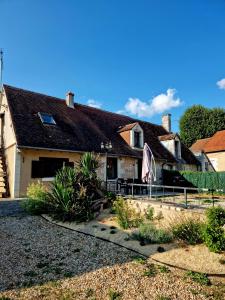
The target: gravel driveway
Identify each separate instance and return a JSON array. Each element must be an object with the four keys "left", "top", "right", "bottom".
[{"left": 0, "top": 200, "right": 224, "bottom": 300}]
